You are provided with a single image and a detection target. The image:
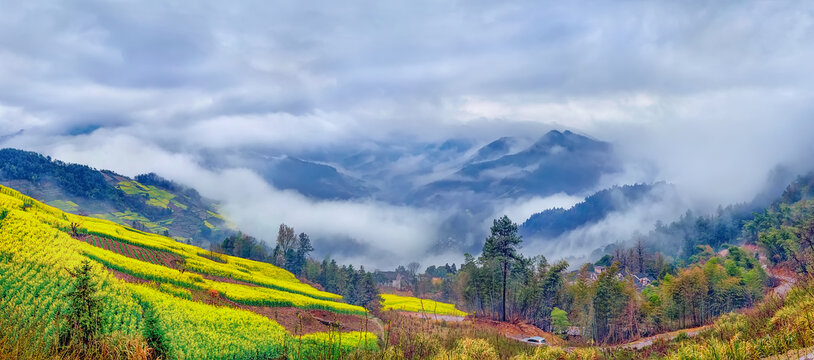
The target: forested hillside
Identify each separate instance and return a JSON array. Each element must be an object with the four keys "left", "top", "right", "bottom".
[
  {"left": 520, "top": 183, "right": 662, "bottom": 239},
  {"left": 0, "top": 149, "right": 231, "bottom": 244}
]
